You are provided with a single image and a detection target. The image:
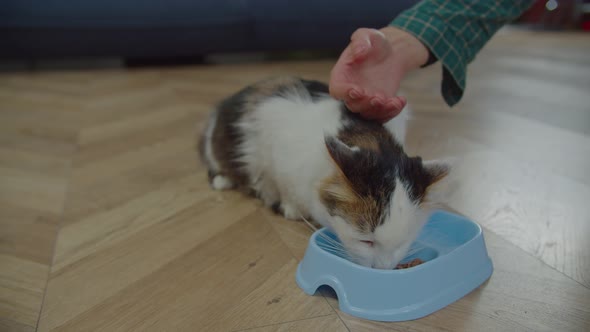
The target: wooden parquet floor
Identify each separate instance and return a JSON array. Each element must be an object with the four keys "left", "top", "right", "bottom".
[{"left": 1, "top": 29, "right": 589, "bottom": 331}]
